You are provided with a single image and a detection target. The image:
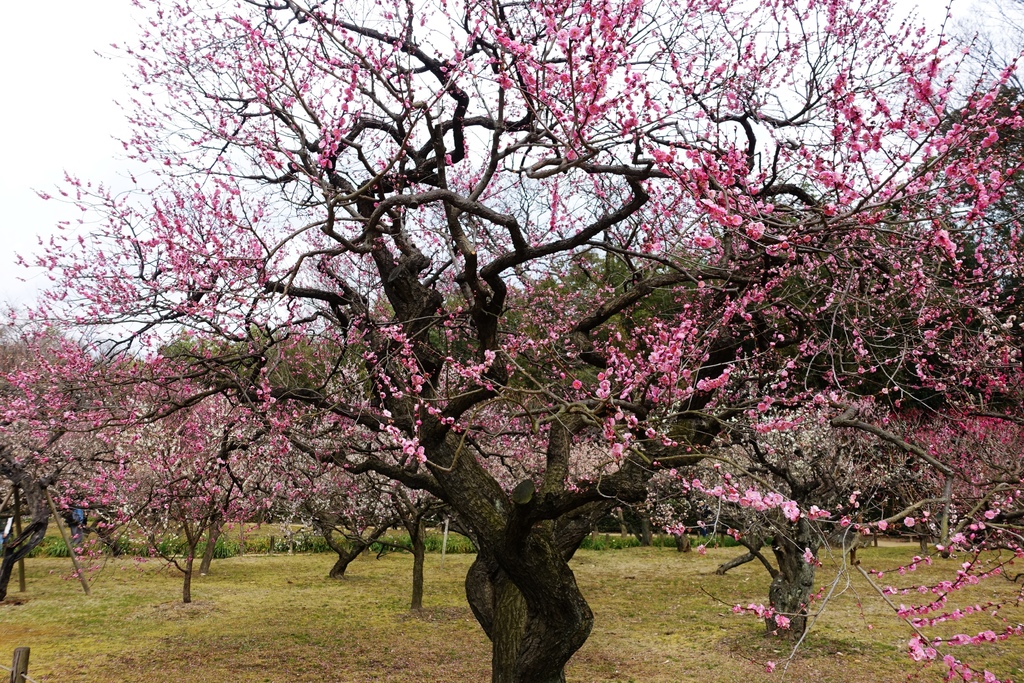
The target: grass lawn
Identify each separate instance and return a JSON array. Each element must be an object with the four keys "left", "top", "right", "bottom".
[{"left": 1, "top": 543, "right": 1022, "bottom": 682}]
